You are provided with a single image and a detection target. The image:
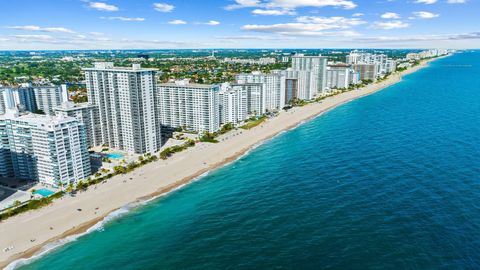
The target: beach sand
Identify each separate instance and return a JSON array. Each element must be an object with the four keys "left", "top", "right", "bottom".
[{"left": 0, "top": 57, "right": 442, "bottom": 269}]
